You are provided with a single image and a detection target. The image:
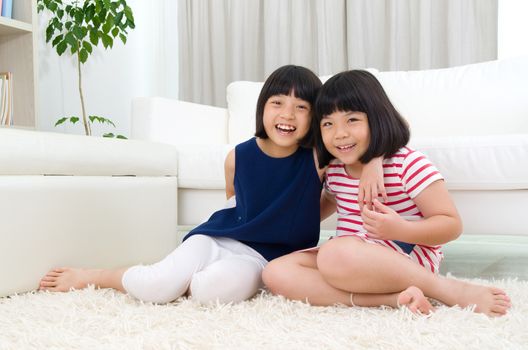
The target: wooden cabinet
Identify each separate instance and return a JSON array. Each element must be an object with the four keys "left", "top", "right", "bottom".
[{"left": 0, "top": 0, "right": 38, "bottom": 127}]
